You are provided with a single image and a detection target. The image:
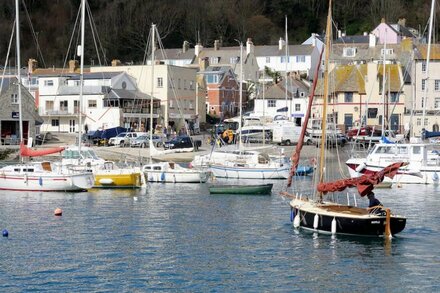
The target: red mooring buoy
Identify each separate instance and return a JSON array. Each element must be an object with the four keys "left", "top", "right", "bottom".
[{"left": 54, "top": 208, "right": 63, "bottom": 216}]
